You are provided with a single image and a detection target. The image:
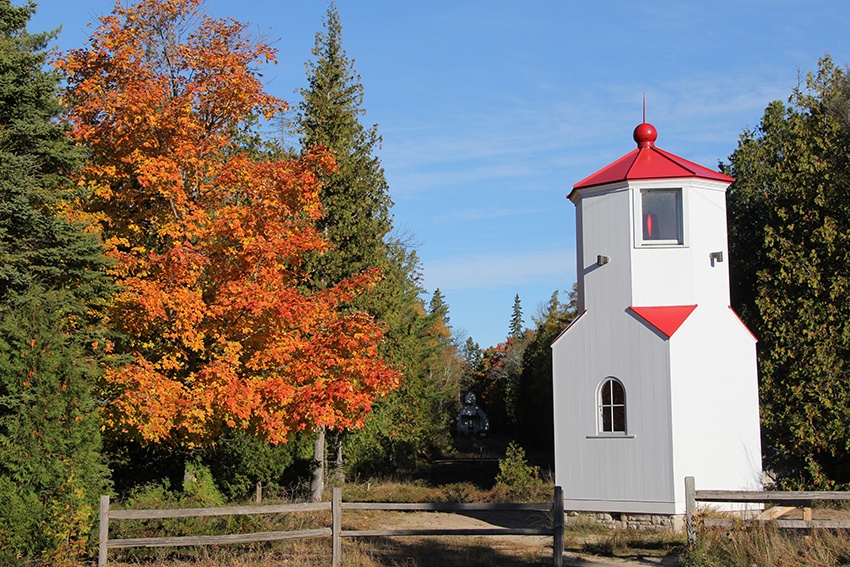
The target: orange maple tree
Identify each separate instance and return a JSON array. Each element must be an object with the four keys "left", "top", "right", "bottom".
[{"left": 60, "top": 0, "right": 400, "bottom": 446}]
